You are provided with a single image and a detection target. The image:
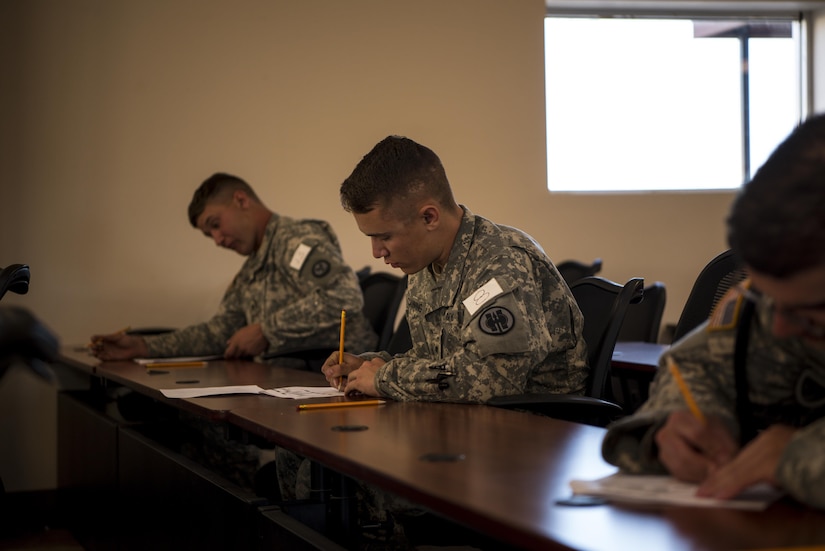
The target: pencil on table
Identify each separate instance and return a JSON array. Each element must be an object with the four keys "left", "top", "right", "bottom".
[
  {"left": 667, "top": 356, "right": 706, "bottom": 424},
  {"left": 337, "top": 310, "right": 346, "bottom": 391},
  {"left": 145, "top": 361, "right": 207, "bottom": 369},
  {"left": 297, "top": 399, "right": 386, "bottom": 411}
]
